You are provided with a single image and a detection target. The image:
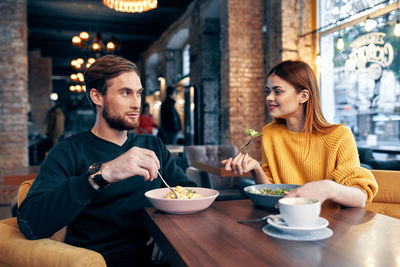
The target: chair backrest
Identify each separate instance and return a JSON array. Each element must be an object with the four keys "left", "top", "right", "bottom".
[
  {"left": 185, "top": 145, "right": 239, "bottom": 189},
  {"left": 371, "top": 170, "right": 400, "bottom": 204},
  {"left": 185, "top": 145, "right": 238, "bottom": 166},
  {"left": 17, "top": 179, "right": 35, "bottom": 206}
]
